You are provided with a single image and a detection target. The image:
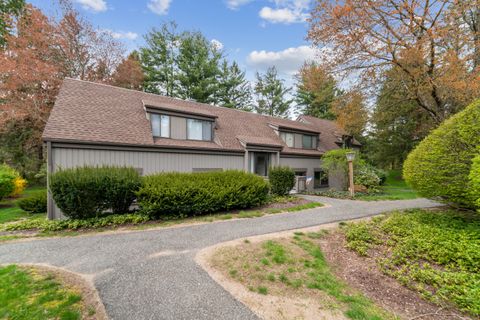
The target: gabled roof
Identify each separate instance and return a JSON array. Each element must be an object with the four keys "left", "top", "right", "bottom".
[{"left": 43, "top": 79, "right": 346, "bottom": 156}]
